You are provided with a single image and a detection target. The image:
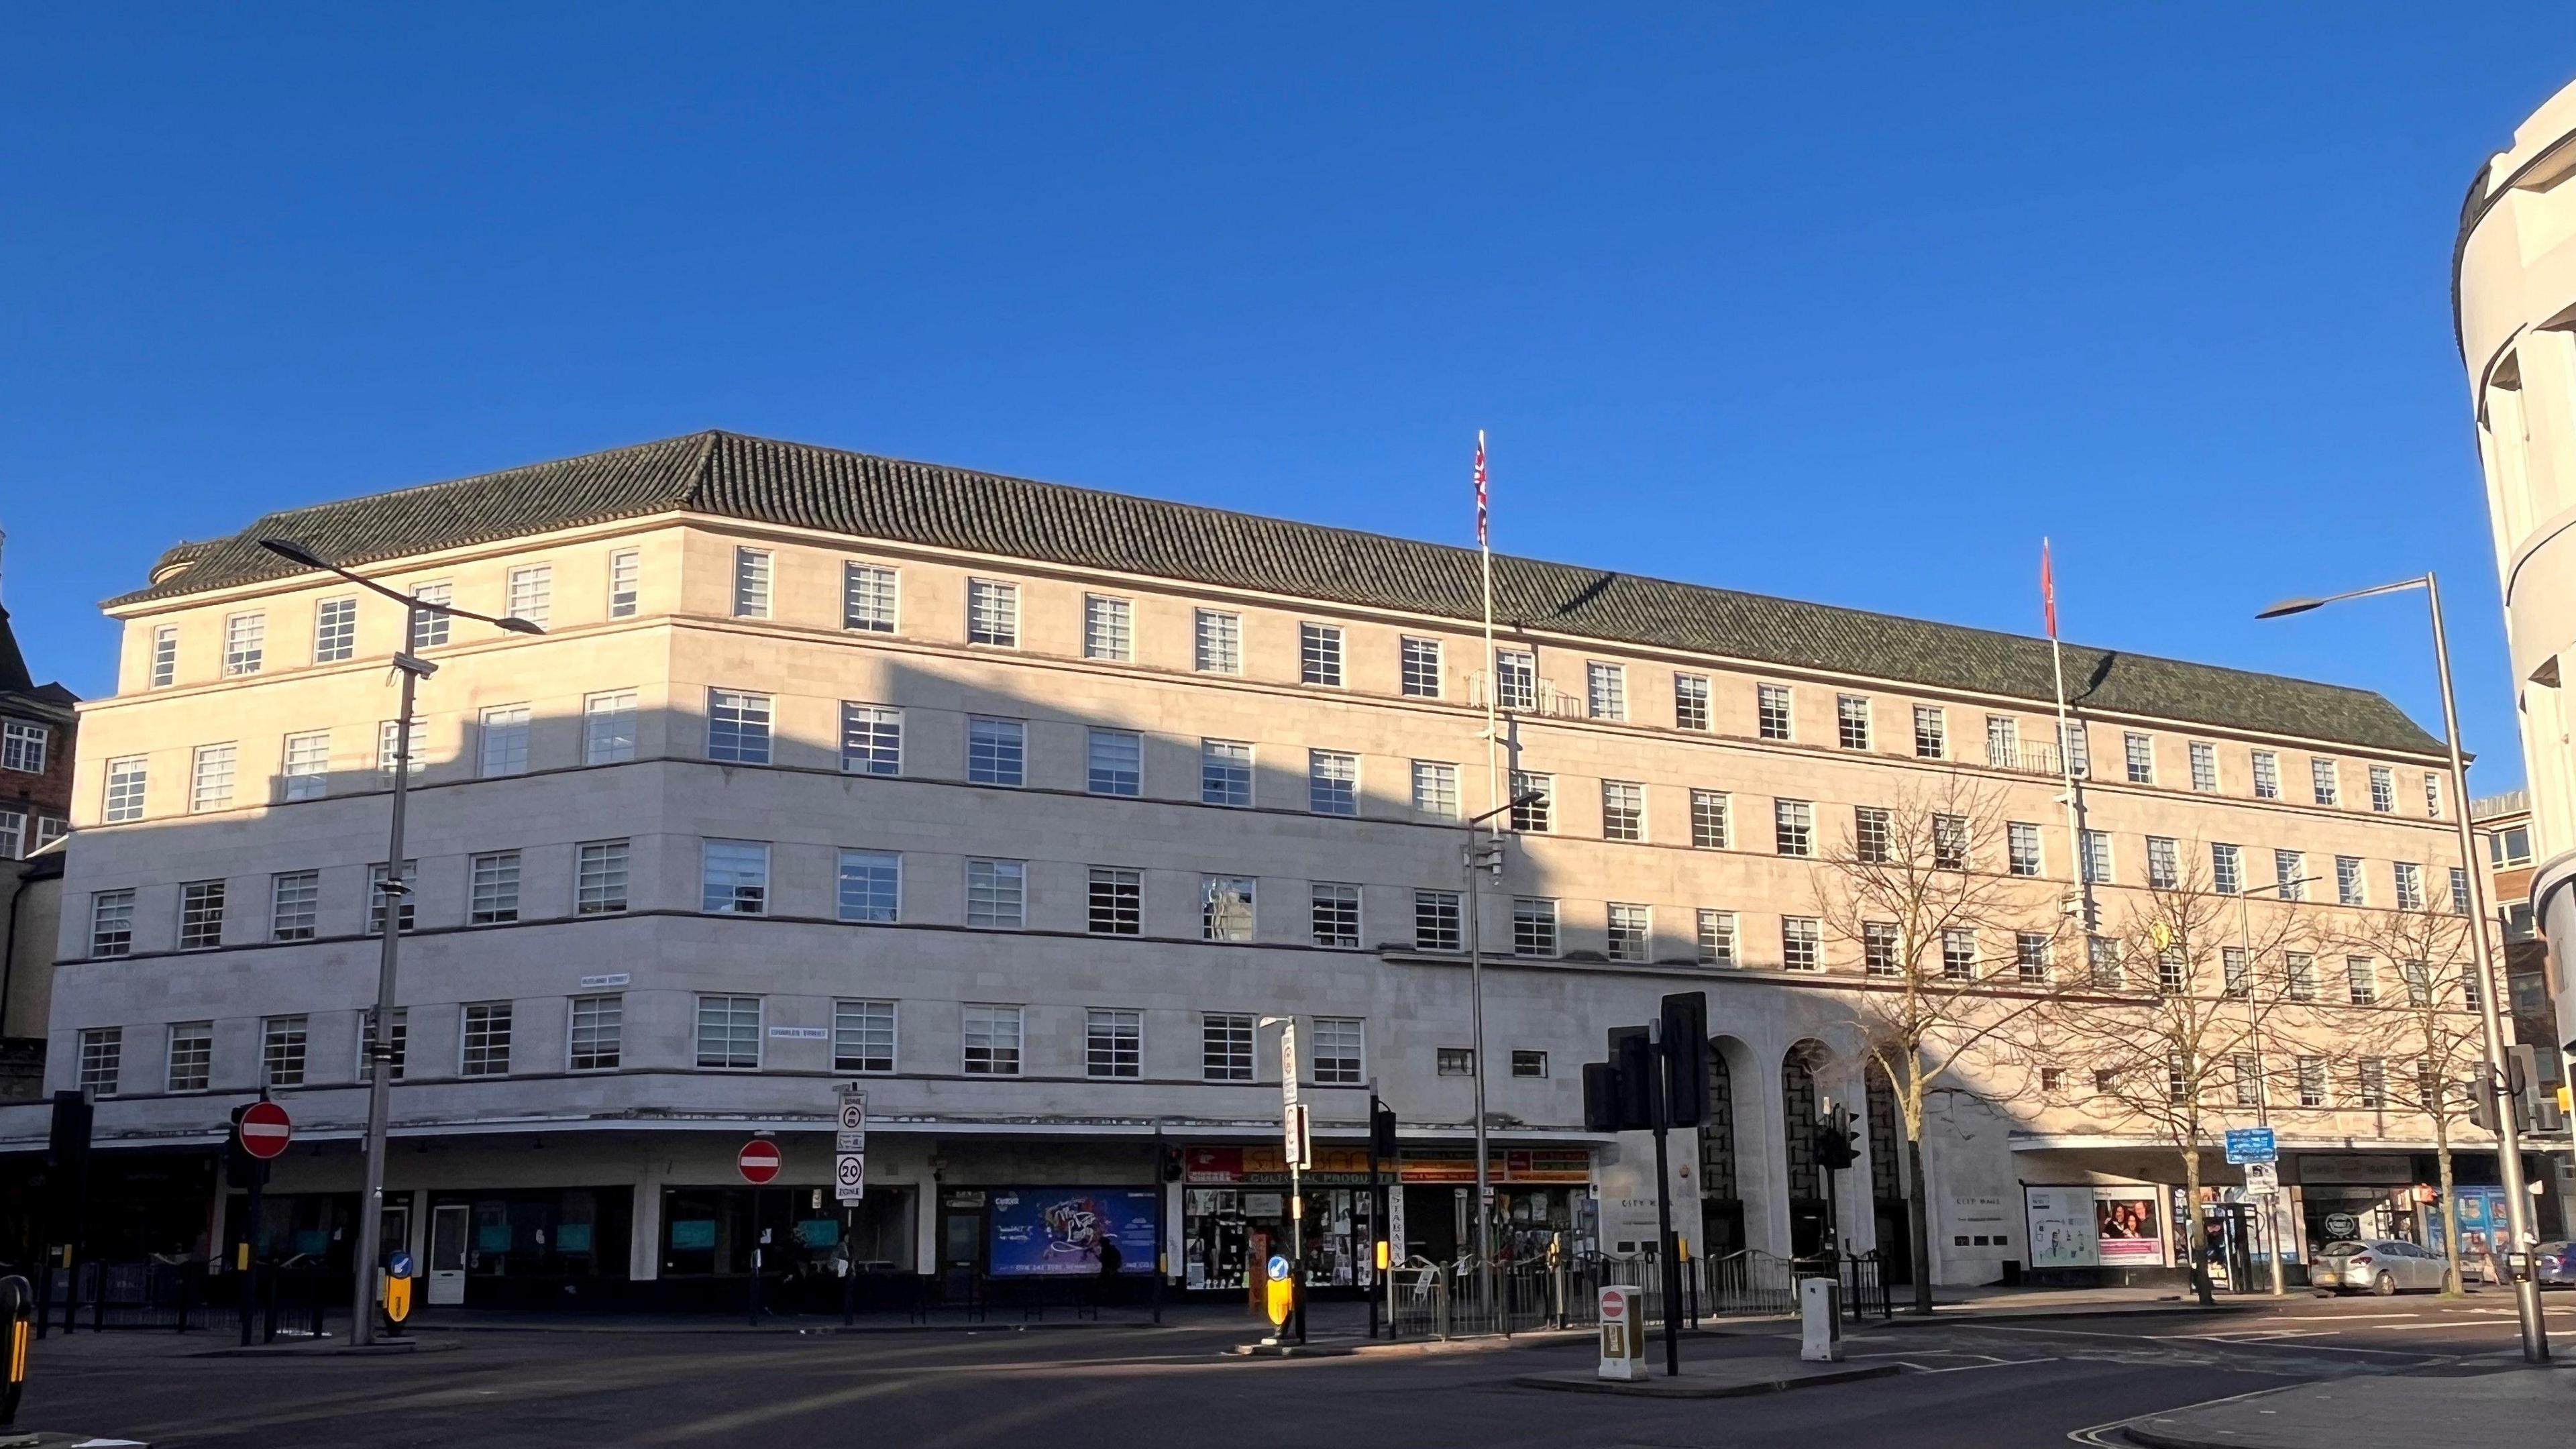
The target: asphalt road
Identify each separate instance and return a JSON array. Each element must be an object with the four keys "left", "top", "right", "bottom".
[{"left": 14, "top": 1292, "right": 2571, "bottom": 1448}]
